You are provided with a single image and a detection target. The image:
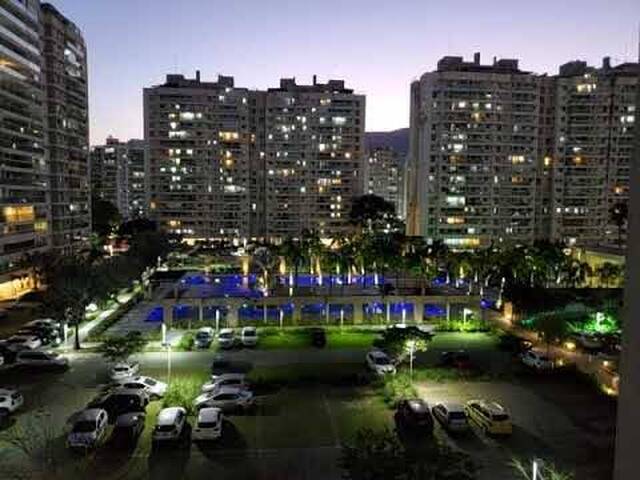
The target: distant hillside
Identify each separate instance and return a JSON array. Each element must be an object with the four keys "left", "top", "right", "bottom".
[{"left": 365, "top": 128, "right": 409, "bottom": 154}]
